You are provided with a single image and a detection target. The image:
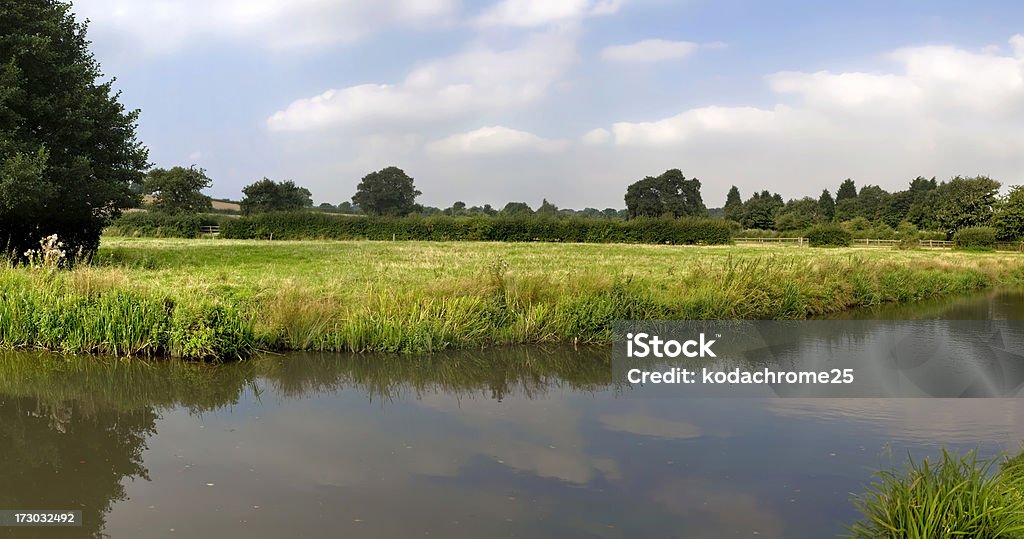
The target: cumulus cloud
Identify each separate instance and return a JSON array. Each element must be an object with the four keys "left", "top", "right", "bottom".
[
  {"left": 599, "top": 35, "right": 1024, "bottom": 148},
  {"left": 267, "top": 27, "right": 579, "bottom": 132},
  {"left": 610, "top": 106, "right": 785, "bottom": 146},
  {"left": 600, "top": 39, "right": 700, "bottom": 63},
  {"left": 427, "top": 126, "right": 569, "bottom": 155},
  {"left": 72, "top": 0, "right": 457, "bottom": 55},
  {"left": 581, "top": 127, "right": 611, "bottom": 145},
  {"left": 473, "top": 0, "right": 623, "bottom": 27}
]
